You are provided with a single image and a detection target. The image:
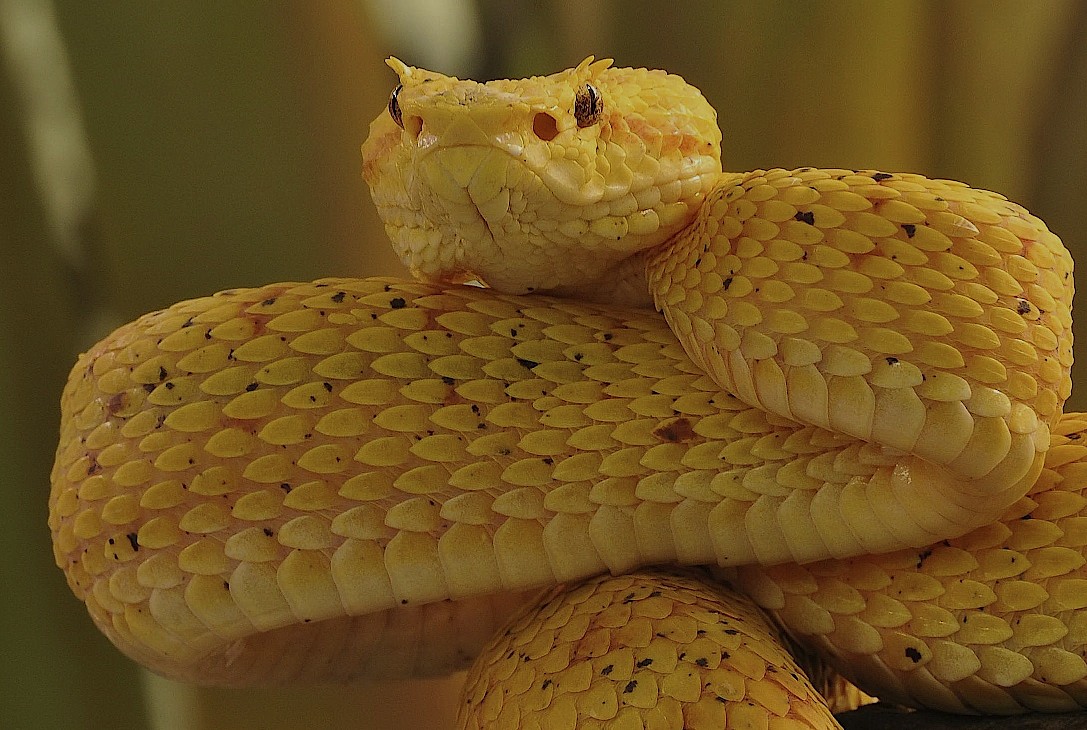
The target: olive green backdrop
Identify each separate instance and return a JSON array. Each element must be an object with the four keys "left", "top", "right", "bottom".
[{"left": 3, "top": 2, "right": 1085, "bottom": 728}]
